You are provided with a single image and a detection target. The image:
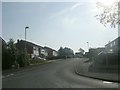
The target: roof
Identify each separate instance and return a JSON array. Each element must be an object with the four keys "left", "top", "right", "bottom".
[
  {"left": 17, "top": 40, "right": 43, "bottom": 48},
  {"left": 44, "top": 46, "right": 57, "bottom": 52},
  {"left": 105, "top": 36, "right": 120, "bottom": 46},
  {"left": 16, "top": 40, "right": 57, "bottom": 51},
  {"left": 0, "top": 37, "right": 7, "bottom": 45}
]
